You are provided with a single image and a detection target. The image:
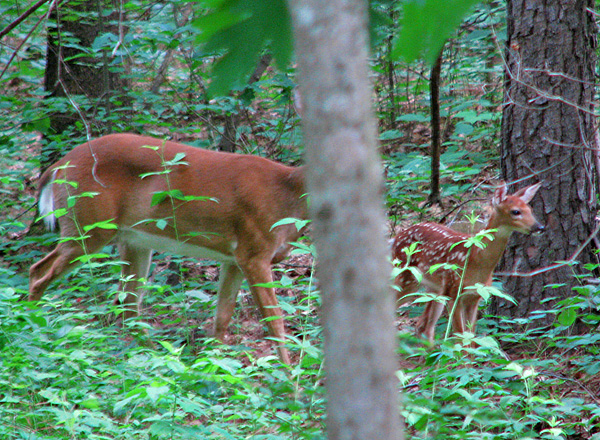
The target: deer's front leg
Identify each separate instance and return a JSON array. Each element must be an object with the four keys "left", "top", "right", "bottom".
[
  {"left": 236, "top": 253, "right": 290, "bottom": 364},
  {"left": 213, "top": 263, "right": 245, "bottom": 340}
]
